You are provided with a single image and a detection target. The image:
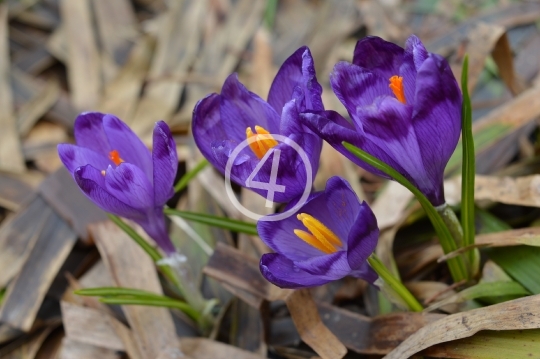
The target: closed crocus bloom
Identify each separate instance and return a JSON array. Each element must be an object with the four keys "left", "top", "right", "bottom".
[
  {"left": 57, "top": 112, "right": 178, "bottom": 255},
  {"left": 192, "top": 46, "right": 323, "bottom": 203},
  {"left": 302, "top": 35, "right": 461, "bottom": 206},
  {"left": 258, "top": 176, "right": 378, "bottom": 289}
]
